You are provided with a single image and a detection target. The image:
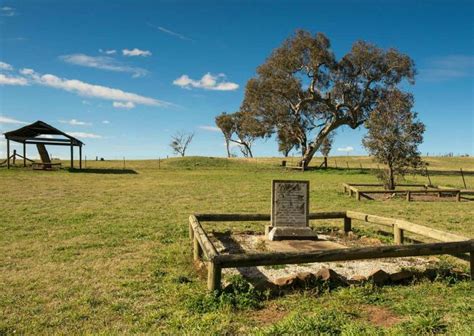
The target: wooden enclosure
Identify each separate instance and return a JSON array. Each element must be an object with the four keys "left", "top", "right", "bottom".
[
  {"left": 189, "top": 211, "right": 473, "bottom": 291},
  {"left": 342, "top": 183, "right": 473, "bottom": 202}
]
